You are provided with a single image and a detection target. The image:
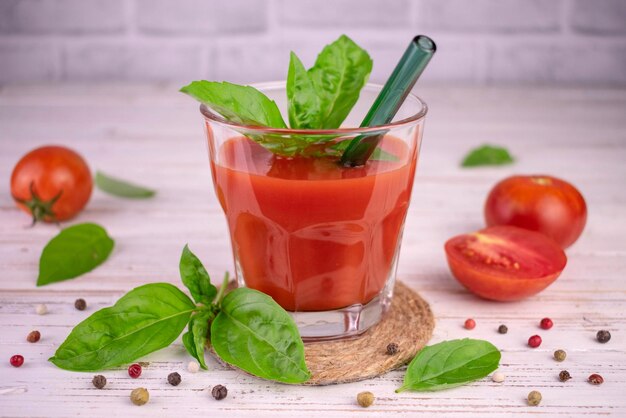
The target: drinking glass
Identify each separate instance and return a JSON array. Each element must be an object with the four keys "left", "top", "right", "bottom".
[{"left": 200, "top": 82, "right": 427, "bottom": 340}]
